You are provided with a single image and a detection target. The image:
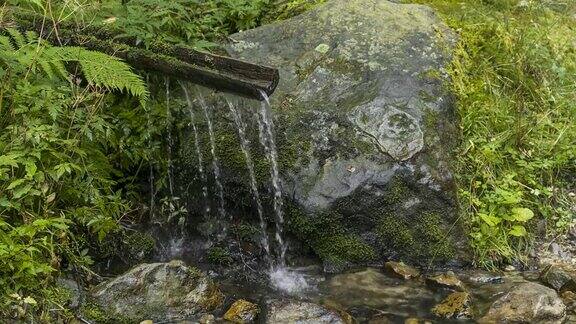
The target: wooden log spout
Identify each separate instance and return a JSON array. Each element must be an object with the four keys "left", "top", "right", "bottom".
[{"left": 10, "top": 12, "right": 279, "bottom": 100}]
